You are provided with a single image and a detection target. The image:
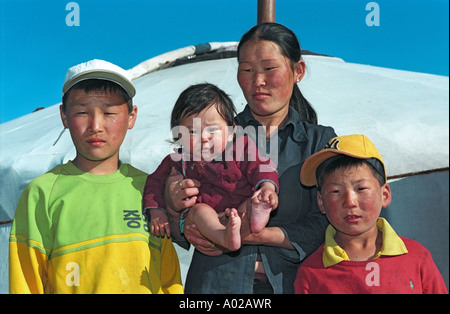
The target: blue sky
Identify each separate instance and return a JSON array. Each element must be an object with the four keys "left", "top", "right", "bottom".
[{"left": 0, "top": 0, "right": 448, "bottom": 123}]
